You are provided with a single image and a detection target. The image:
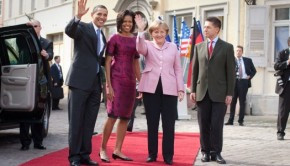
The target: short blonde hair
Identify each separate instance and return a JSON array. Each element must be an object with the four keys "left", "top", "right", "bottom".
[{"left": 148, "top": 20, "right": 169, "bottom": 35}]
